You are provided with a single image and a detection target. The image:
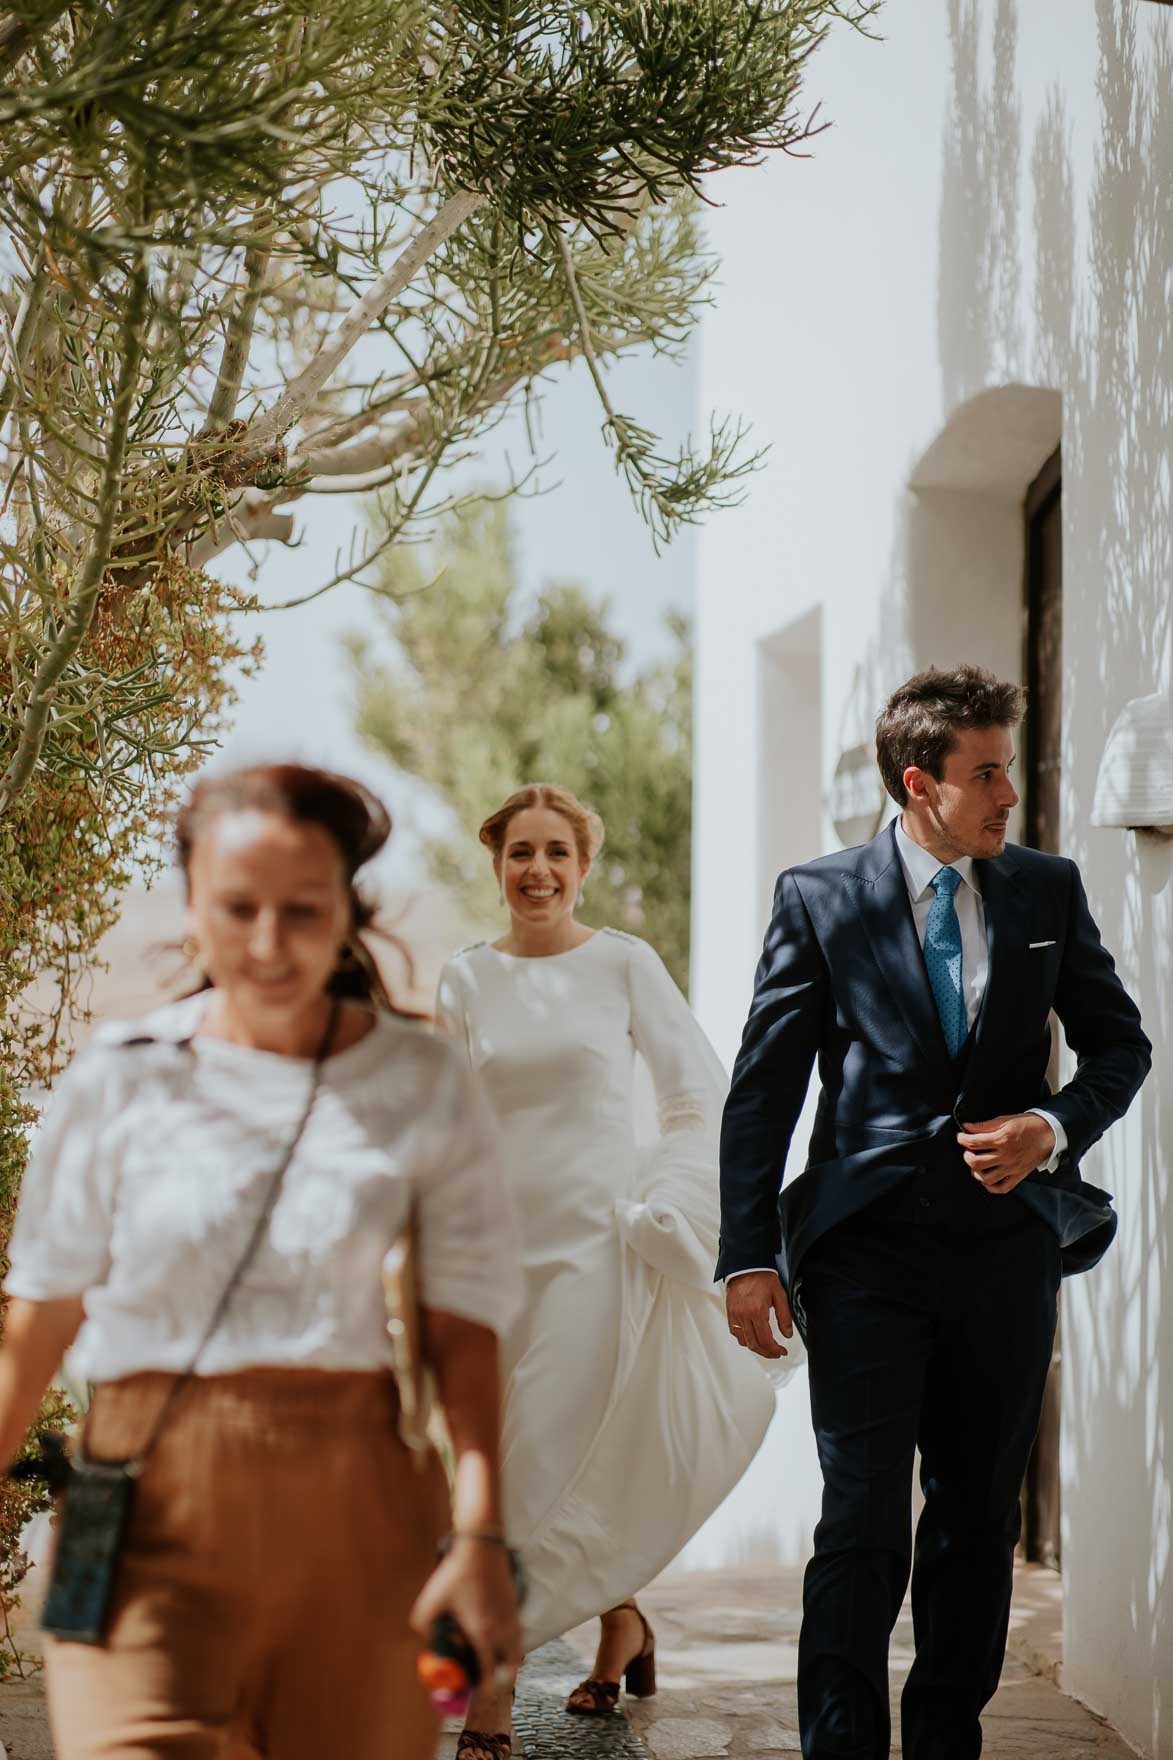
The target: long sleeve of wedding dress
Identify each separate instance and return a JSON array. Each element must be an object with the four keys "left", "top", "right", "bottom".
[
  {"left": 613, "top": 937, "right": 734, "bottom": 1290},
  {"left": 435, "top": 930, "right": 778, "bottom": 1649}
]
